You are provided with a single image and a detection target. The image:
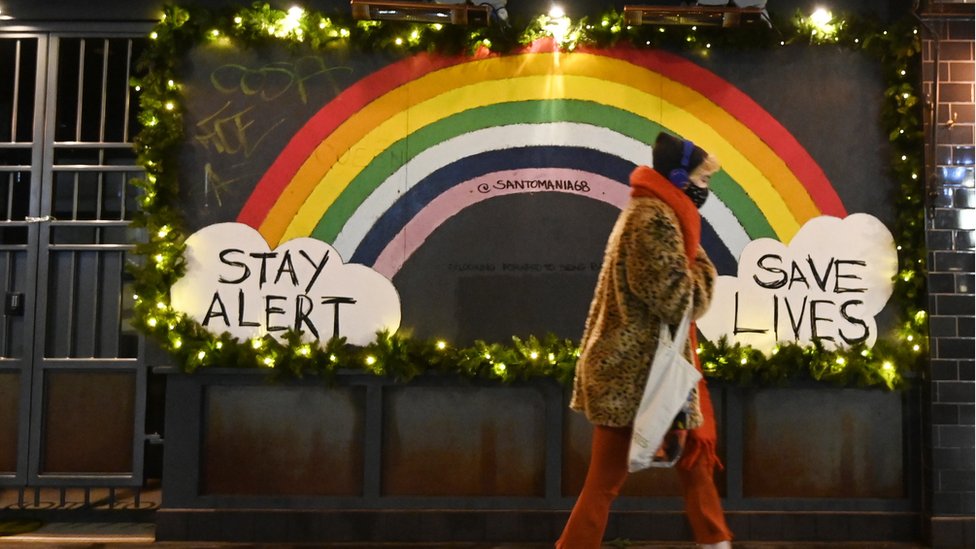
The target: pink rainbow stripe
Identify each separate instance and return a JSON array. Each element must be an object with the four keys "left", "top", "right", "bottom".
[{"left": 372, "top": 168, "right": 630, "bottom": 278}]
